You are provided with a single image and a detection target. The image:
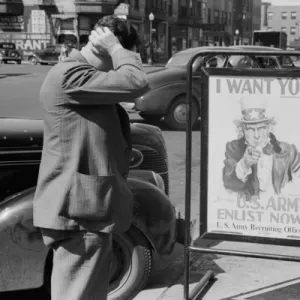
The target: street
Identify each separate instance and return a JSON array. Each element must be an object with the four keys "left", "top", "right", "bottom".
[{"left": 1, "top": 63, "right": 300, "bottom": 300}]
